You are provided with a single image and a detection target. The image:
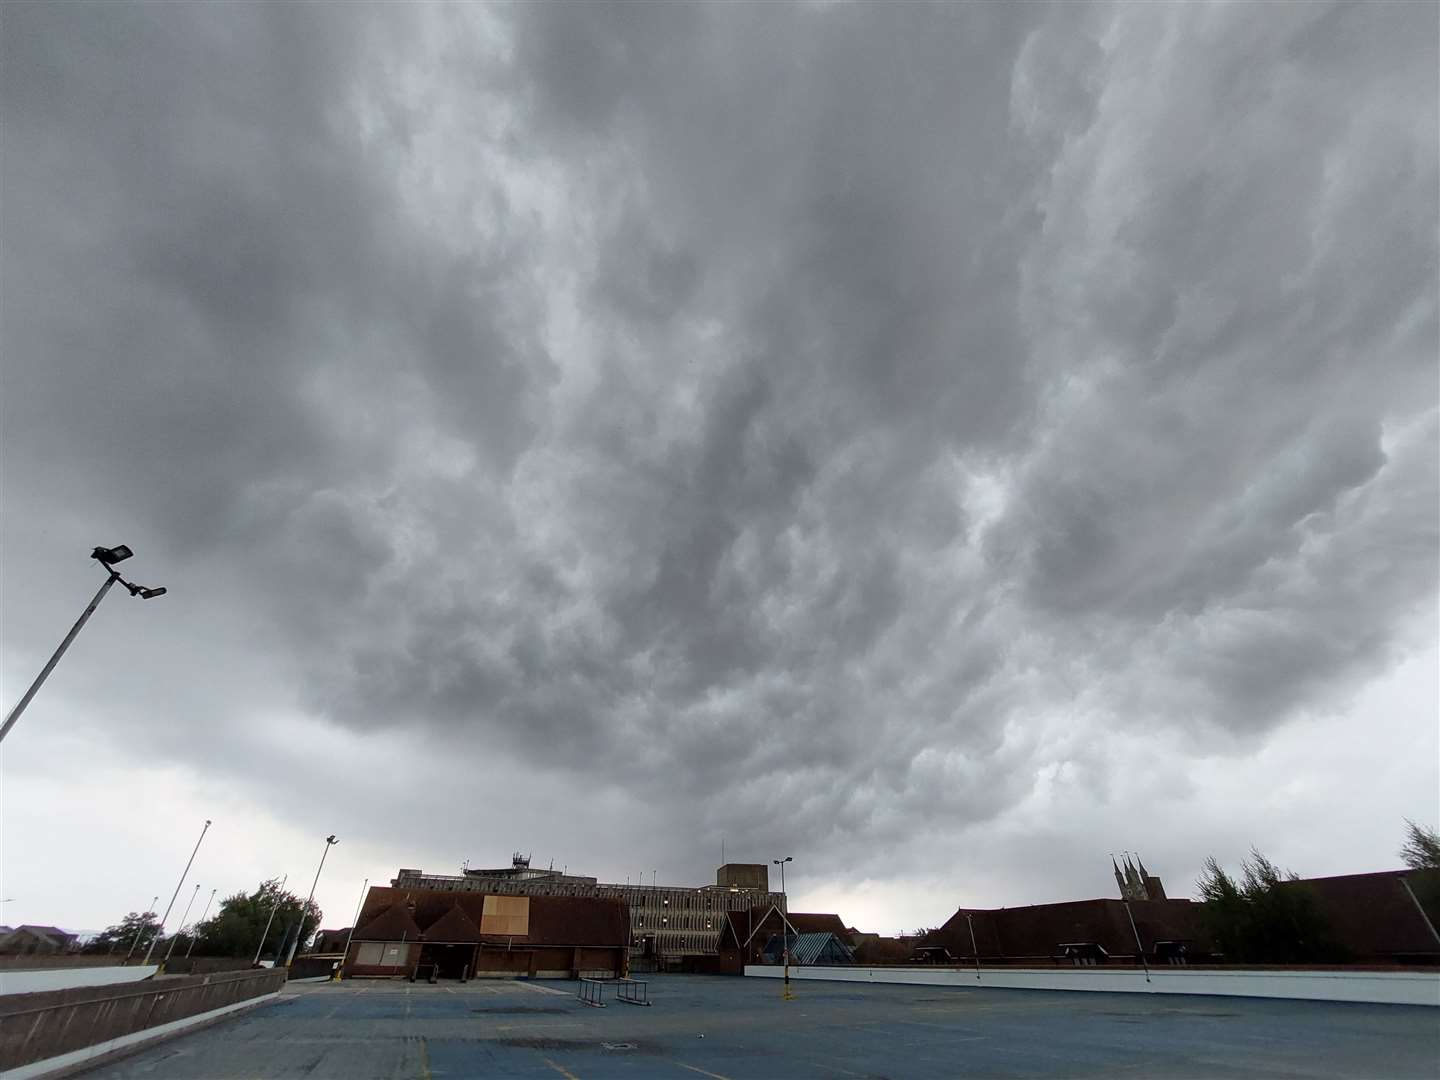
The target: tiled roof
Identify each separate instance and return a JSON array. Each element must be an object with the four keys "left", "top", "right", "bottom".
[
  {"left": 351, "top": 885, "right": 628, "bottom": 947},
  {"left": 421, "top": 904, "right": 484, "bottom": 943},
  {"left": 352, "top": 903, "right": 423, "bottom": 942}
]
